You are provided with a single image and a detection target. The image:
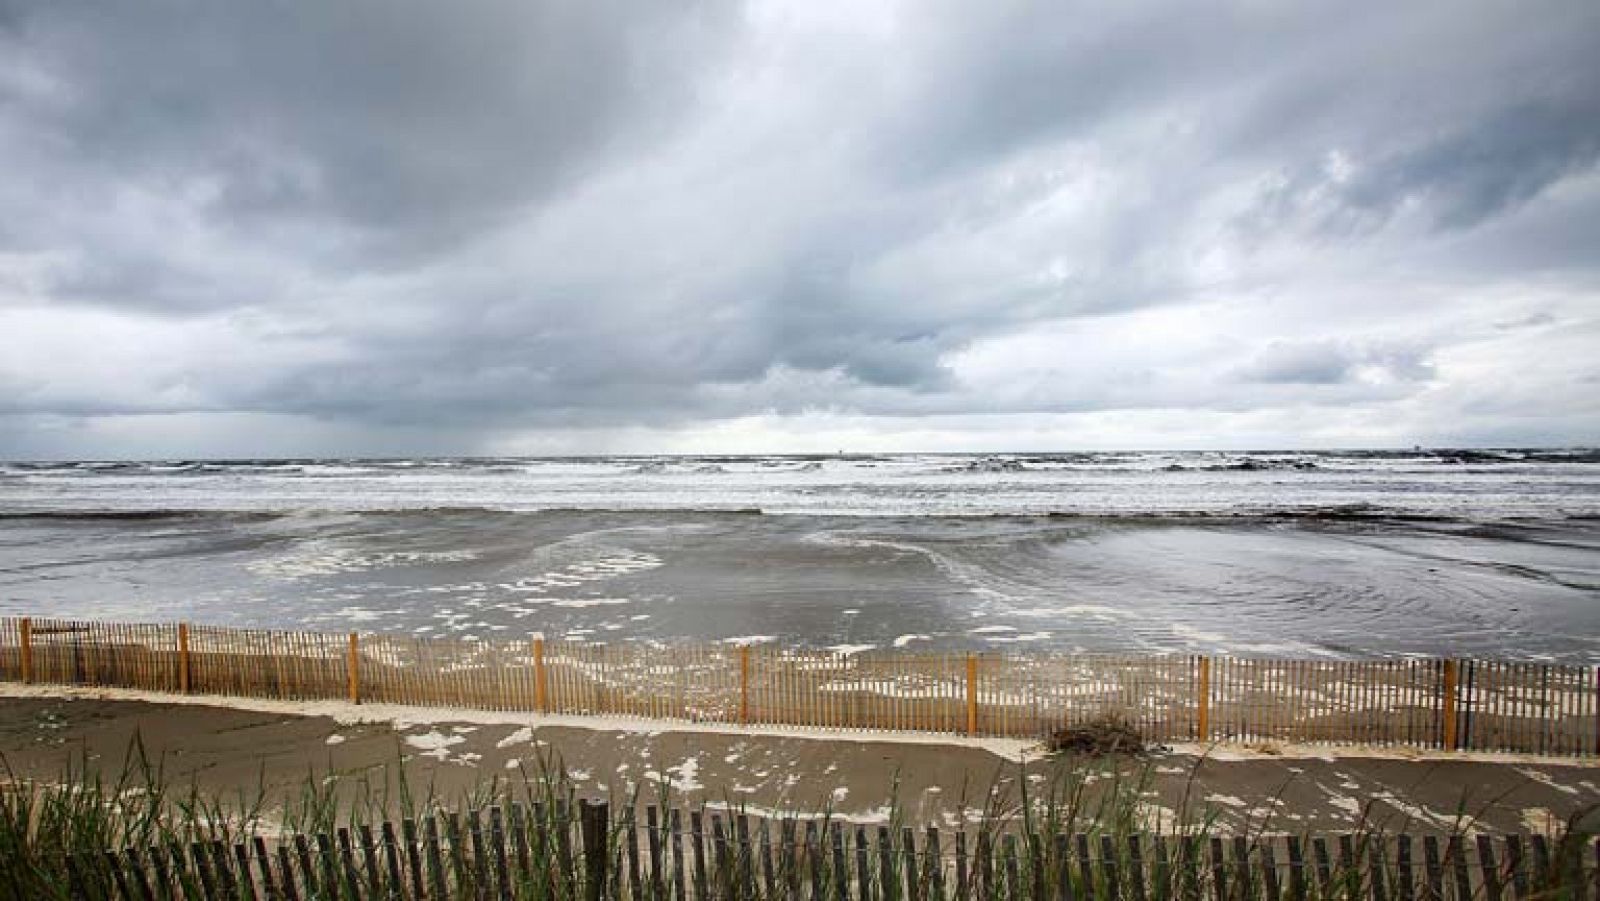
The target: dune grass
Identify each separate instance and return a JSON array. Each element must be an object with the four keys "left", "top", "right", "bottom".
[{"left": 1, "top": 734, "right": 1594, "bottom": 899}]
